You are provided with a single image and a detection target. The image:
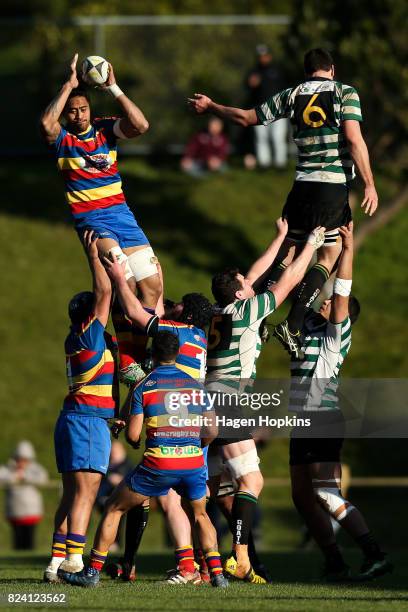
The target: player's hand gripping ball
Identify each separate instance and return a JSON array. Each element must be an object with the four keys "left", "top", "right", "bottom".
[{"left": 81, "top": 55, "right": 109, "bottom": 86}]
